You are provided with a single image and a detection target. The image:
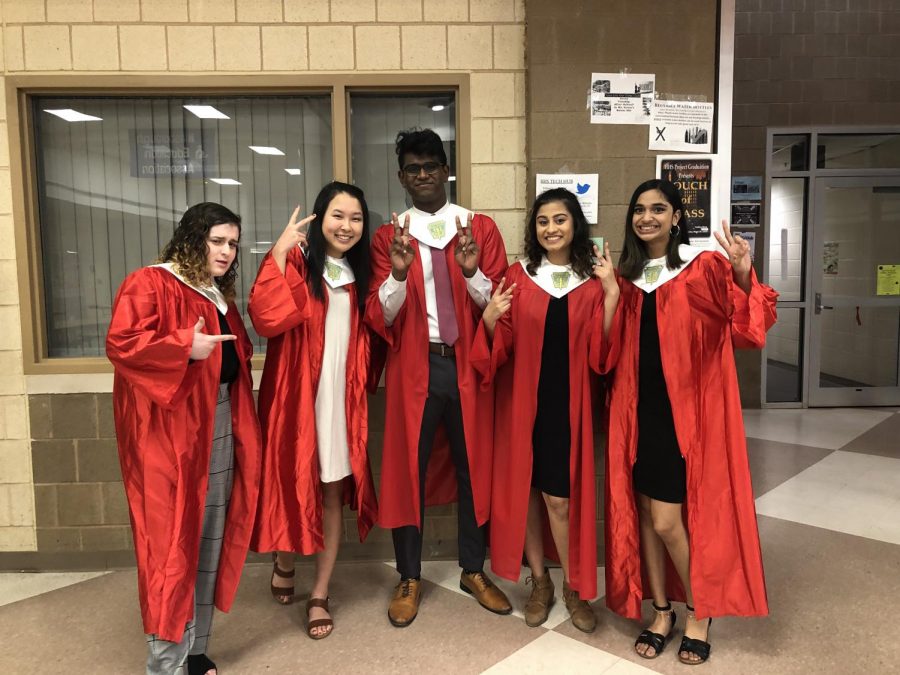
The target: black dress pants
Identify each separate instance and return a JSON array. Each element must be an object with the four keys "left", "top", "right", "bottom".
[{"left": 392, "top": 352, "right": 486, "bottom": 579}]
